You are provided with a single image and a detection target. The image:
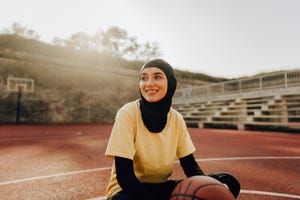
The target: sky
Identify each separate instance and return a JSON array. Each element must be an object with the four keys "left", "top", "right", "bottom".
[{"left": 1, "top": 0, "right": 300, "bottom": 78}]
